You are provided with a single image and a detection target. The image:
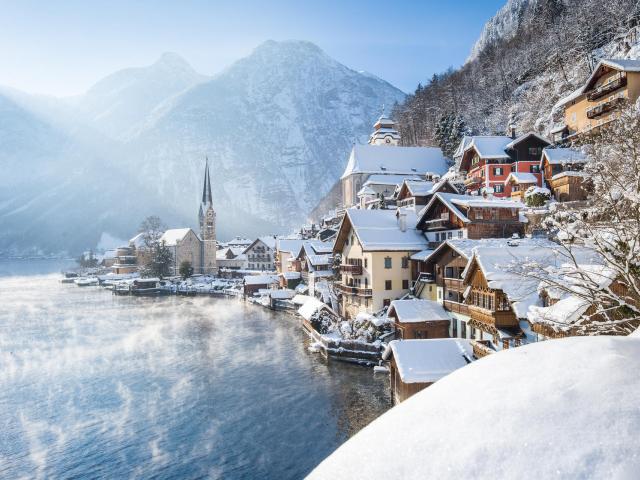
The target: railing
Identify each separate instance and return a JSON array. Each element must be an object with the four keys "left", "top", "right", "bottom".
[
  {"left": 423, "top": 218, "right": 453, "bottom": 230},
  {"left": 471, "top": 340, "right": 495, "bottom": 358},
  {"left": 468, "top": 304, "right": 517, "bottom": 328},
  {"left": 464, "top": 176, "right": 482, "bottom": 186},
  {"left": 586, "top": 96, "right": 625, "bottom": 119},
  {"left": 444, "top": 277, "right": 463, "bottom": 290},
  {"left": 336, "top": 283, "right": 372, "bottom": 297},
  {"left": 443, "top": 300, "right": 469, "bottom": 315},
  {"left": 412, "top": 272, "right": 434, "bottom": 297},
  {"left": 340, "top": 264, "right": 363, "bottom": 274},
  {"left": 427, "top": 241, "right": 441, "bottom": 249},
  {"left": 587, "top": 74, "right": 626, "bottom": 101}
]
